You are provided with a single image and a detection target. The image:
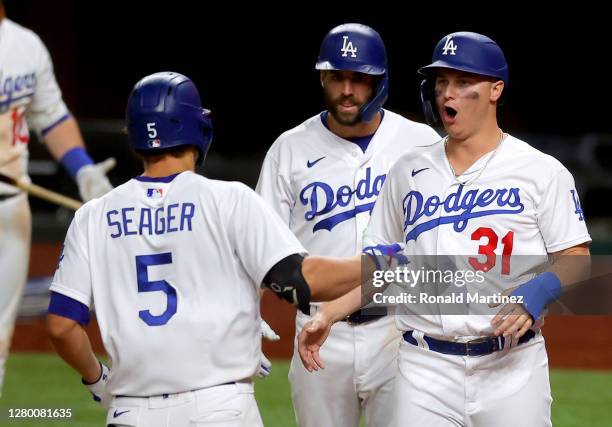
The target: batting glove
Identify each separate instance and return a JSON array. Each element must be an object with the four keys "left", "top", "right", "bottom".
[
  {"left": 76, "top": 158, "right": 115, "bottom": 201},
  {"left": 82, "top": 362, "right": 112, "bottom": 409},
  {"left": 261, "top": 320, "right": 280, "bottom": 341},
  {"left": 256, "top": 352, "right": 272, "bottom": 379},
  {"left": 363, "top": 242, "right": 410, "bottom": 271}
]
